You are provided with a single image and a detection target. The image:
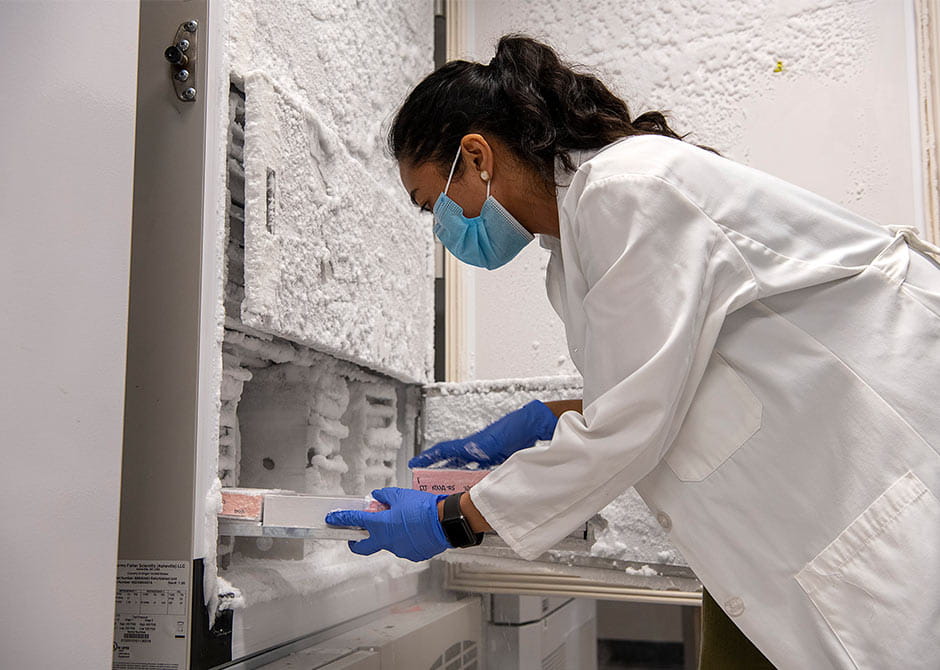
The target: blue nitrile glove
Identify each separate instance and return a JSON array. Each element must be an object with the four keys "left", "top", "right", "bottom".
[
  {"left": 324, "top": 487, "right": 451, "bottom": 562},
  {"left": 409, "top": 399, "right": 558, "bottom": 469}
]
